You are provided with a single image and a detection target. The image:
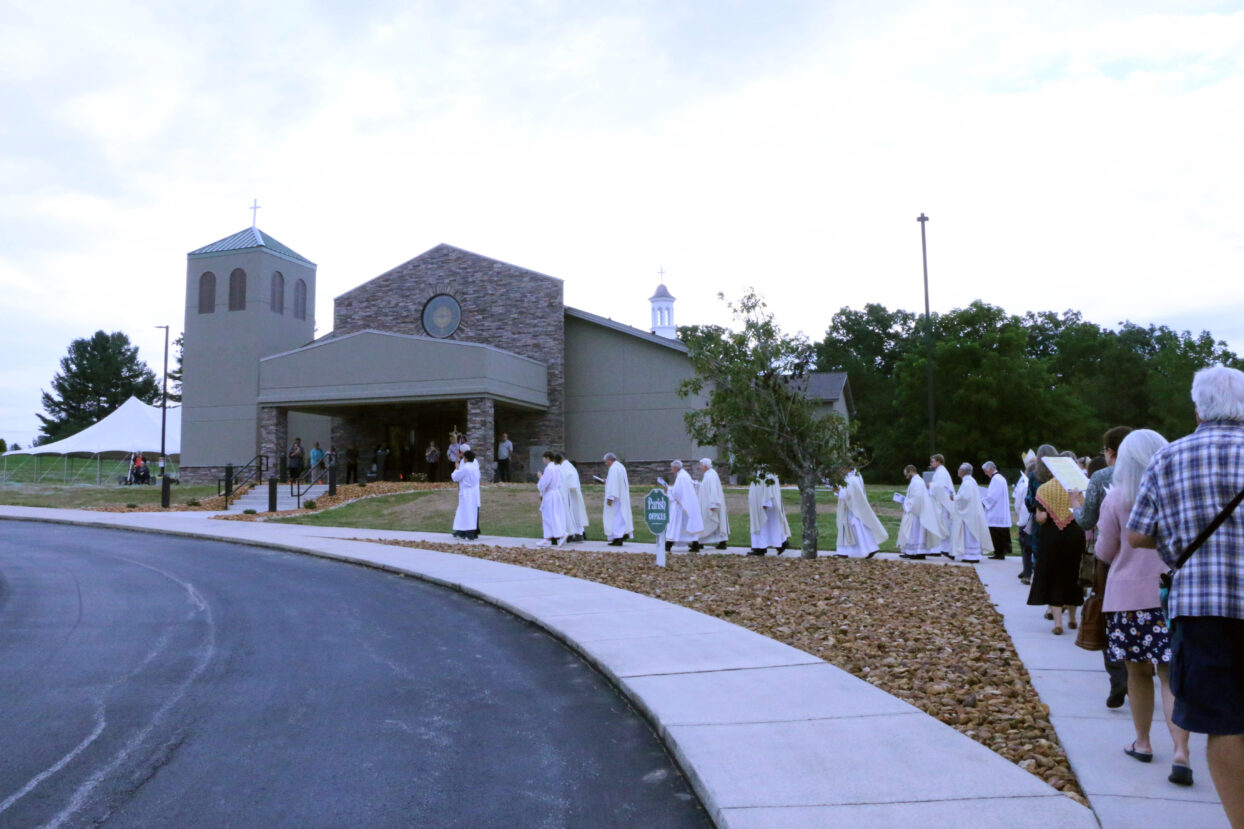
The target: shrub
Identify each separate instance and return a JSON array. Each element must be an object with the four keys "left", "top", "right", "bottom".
[
  {"left": 358, "top": 481, "right": 367, "bottom": 488},
  {"left": 243, "top": 508, "right": 257, "bottom": 514},
  {"left": 185, "top": 499, "right": 201, "bottom": 507},
  {"left": 126, "top": 503, "right": 138, "bottom": 509},
  {"left": 303, "top": 500, "right": 316, "bottom": 509}
]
